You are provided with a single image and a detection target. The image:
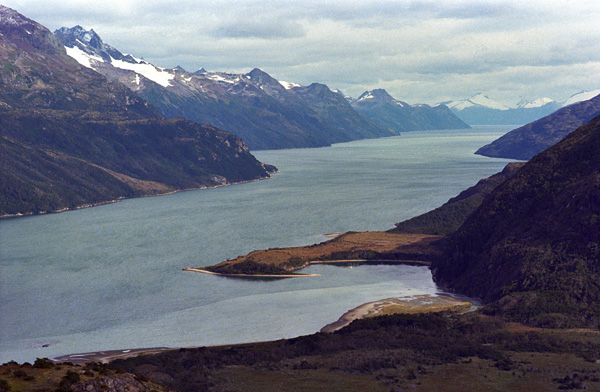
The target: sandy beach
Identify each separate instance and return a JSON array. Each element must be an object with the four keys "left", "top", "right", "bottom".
[{"left": 321, "top": 294, "right": 474, "bottom": 333}]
